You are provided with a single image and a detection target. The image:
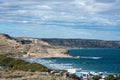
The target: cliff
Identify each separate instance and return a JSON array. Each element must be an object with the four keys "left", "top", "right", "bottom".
[
  {"left": 0, "top": 34, "right": 69, "bottom": 58},
  {"left": 0, "top": 34, "right": 120, "bottom": 58},
  {"left": 41, "top": 39, "right": 120, "bottom": 48}
]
